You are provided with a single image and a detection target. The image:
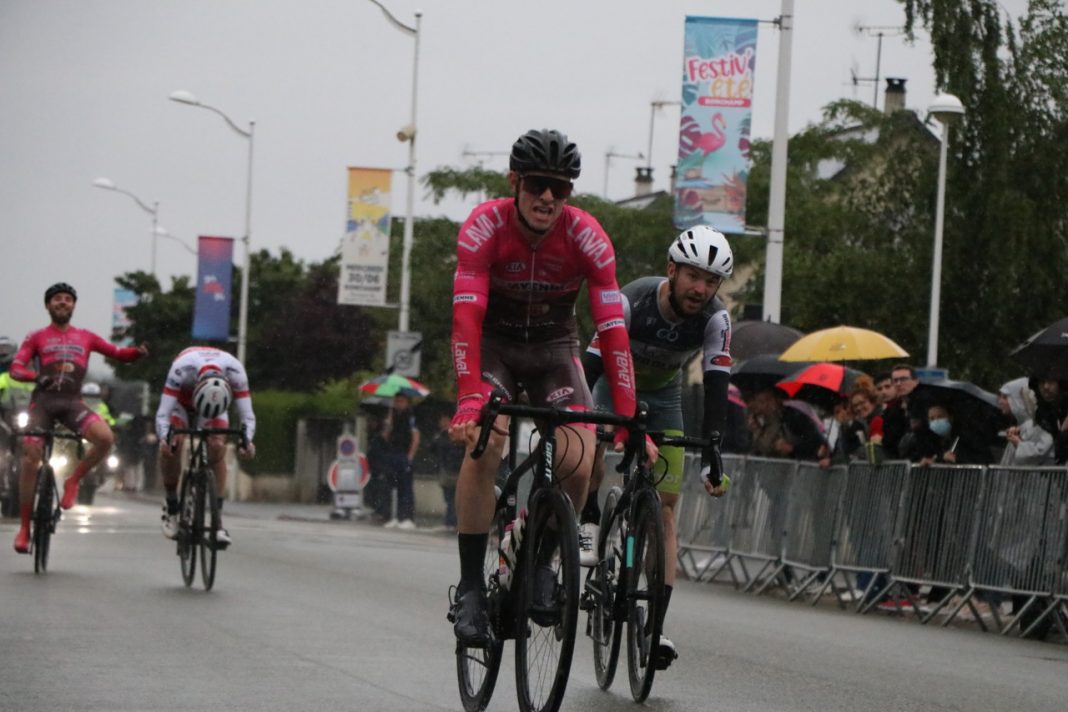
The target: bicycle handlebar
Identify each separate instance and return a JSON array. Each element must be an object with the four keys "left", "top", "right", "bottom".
[
  {"left": 166, "top": 426, "right": 249, "bottom": 451},
  {"left": 16, "top": 429, "right": 83, "bottom": 441}
]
